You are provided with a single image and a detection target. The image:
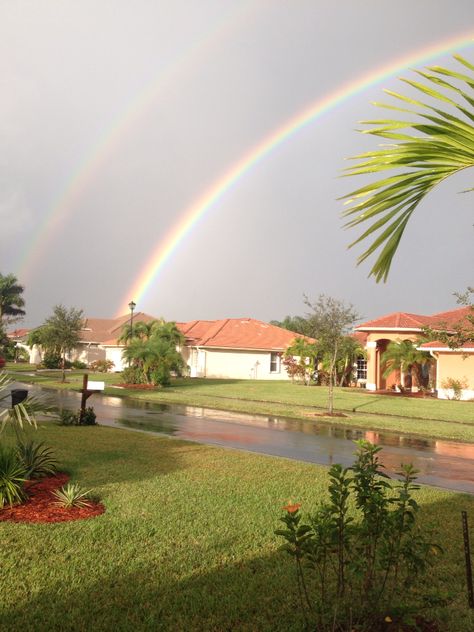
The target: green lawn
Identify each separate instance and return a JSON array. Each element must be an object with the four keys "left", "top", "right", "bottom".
[
  {"left": 8, "top": 366, "right": 474, "bottom": 442},
  {"left": 1, "top": 422, "right": 473, "bottom": 631}
]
